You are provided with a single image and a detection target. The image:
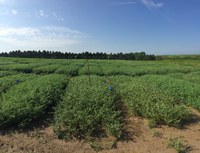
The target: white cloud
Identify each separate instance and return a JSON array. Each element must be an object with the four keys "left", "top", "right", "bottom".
[
  {"left": 0, "top": 0, "right": 15, "bottom": 6},
  {"left": 0, "top": 8, "right": 18, "bottom": 16},
  {"left": 35, "top": 10, "right": 48, "bottom": 18},
  {"left": 52, "top": 12, "right": 57, "bottom": 17},
  {"left": 52, "top": 12, "right": 64, "bottom": 21},
  {"left": 11, "top": 9, "right": 18, "bottom": 15},
  {"left": 140, "top": 0, "right": 163, "bottom": 9},
  {"left": 0, "top": 27, "right": 40, "bottom": 36},
  {"left": 0, "top": 26, "right": 86, "bottom": 51},
  {"left": 0, "top": 8, "right": 64, "bottom": 22},
  {"left": 0, "top": 9, "right": 8, "bottom": 15},
  {"left": 109, "top": 0, "right": 163, "bottom": 9},
  {"left": 42, "top": 26, "right": 83, "bottom": 35},
  {"left": 39, "top": 10, "right": 44, "bottom": 16},
  {"left": 0, "top": 37, "right": 78, "bottom": 49},
  {"left": 111, "top": 1, "right": 136, "bottom": 5},
  {"left": 33, "top": 10, "right": 64, "bottom": 21},
  {"left": 0, "top": 0, "right": 6, "bottom": 4},
  {"left": 39, "top": 10, "right": 46, "bottom": 17}
]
